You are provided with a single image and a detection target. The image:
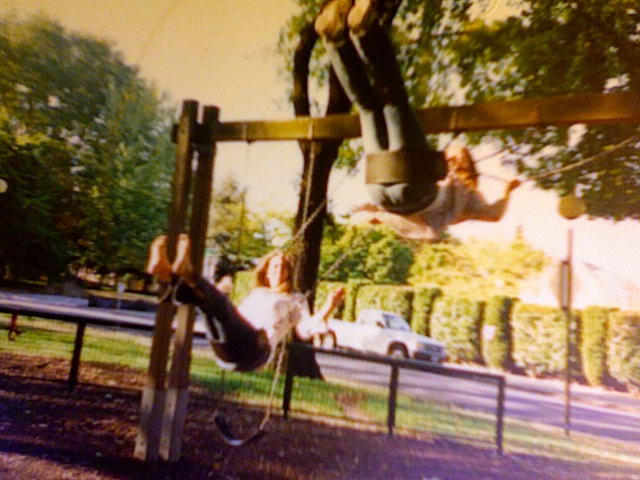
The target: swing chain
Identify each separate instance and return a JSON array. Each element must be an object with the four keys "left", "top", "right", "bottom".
[
  {"left": 533, "top": 134, "right": 639, "bottom": 180},
  {"left": 259, "top": 335, "right": 289, "bottom": 429},
  {"left": 476, "top": 134, "right": 639, "bottom": 184}
]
